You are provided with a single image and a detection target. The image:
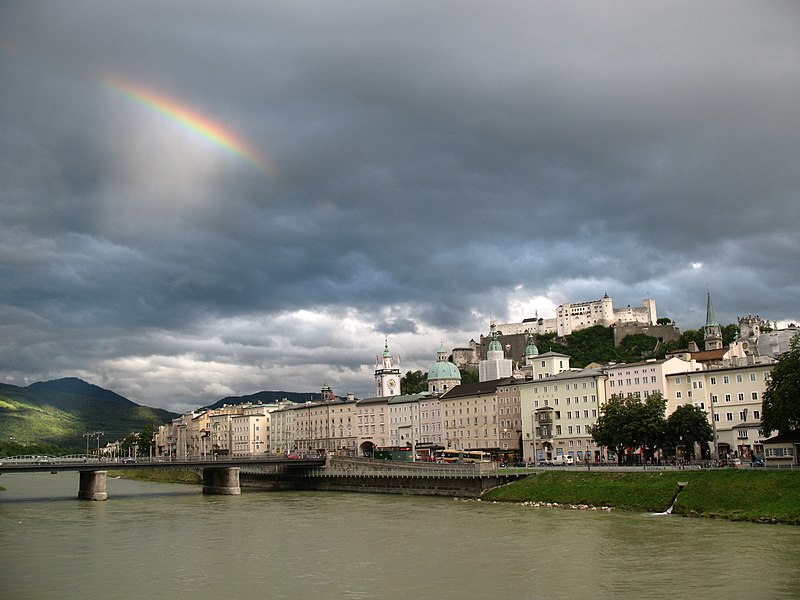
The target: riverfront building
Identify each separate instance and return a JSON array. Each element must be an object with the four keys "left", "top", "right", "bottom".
[
  {"left": 440, "top": 378, "right": 509, "bottom": 452},
  {"left": 604, "top": 357, "right": 700, "bottom": 402},
  {"left": 666, "top": 361, "right": 774, "bottom": 462},
  {"left": 518, "top": 355, "right": 608, "bottom": 464}
]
